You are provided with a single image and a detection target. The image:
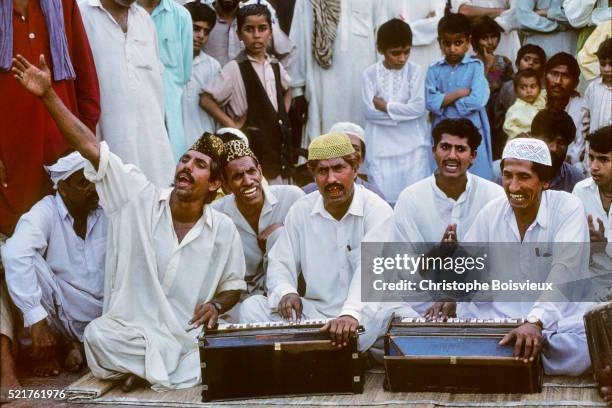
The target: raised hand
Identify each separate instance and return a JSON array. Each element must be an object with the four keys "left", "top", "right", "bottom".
[
  {"left": 12, "top": 54, "right": 52, "bottom": 98},
  {"left": 588, "top": 215, "right": 607, "bottom": 243}
]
